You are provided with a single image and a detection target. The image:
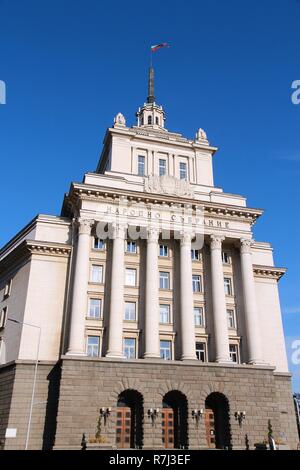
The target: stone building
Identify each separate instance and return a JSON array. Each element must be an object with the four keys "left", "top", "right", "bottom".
[{"left": 0, "top": 68, "right": 298, "bottom": 450}]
